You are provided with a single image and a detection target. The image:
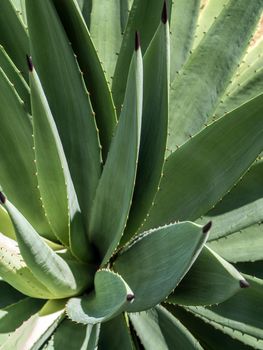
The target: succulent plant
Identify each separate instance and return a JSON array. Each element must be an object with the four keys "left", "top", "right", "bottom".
[{"left": 0, "top": 0, "right": 263, "bottom": 348}]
